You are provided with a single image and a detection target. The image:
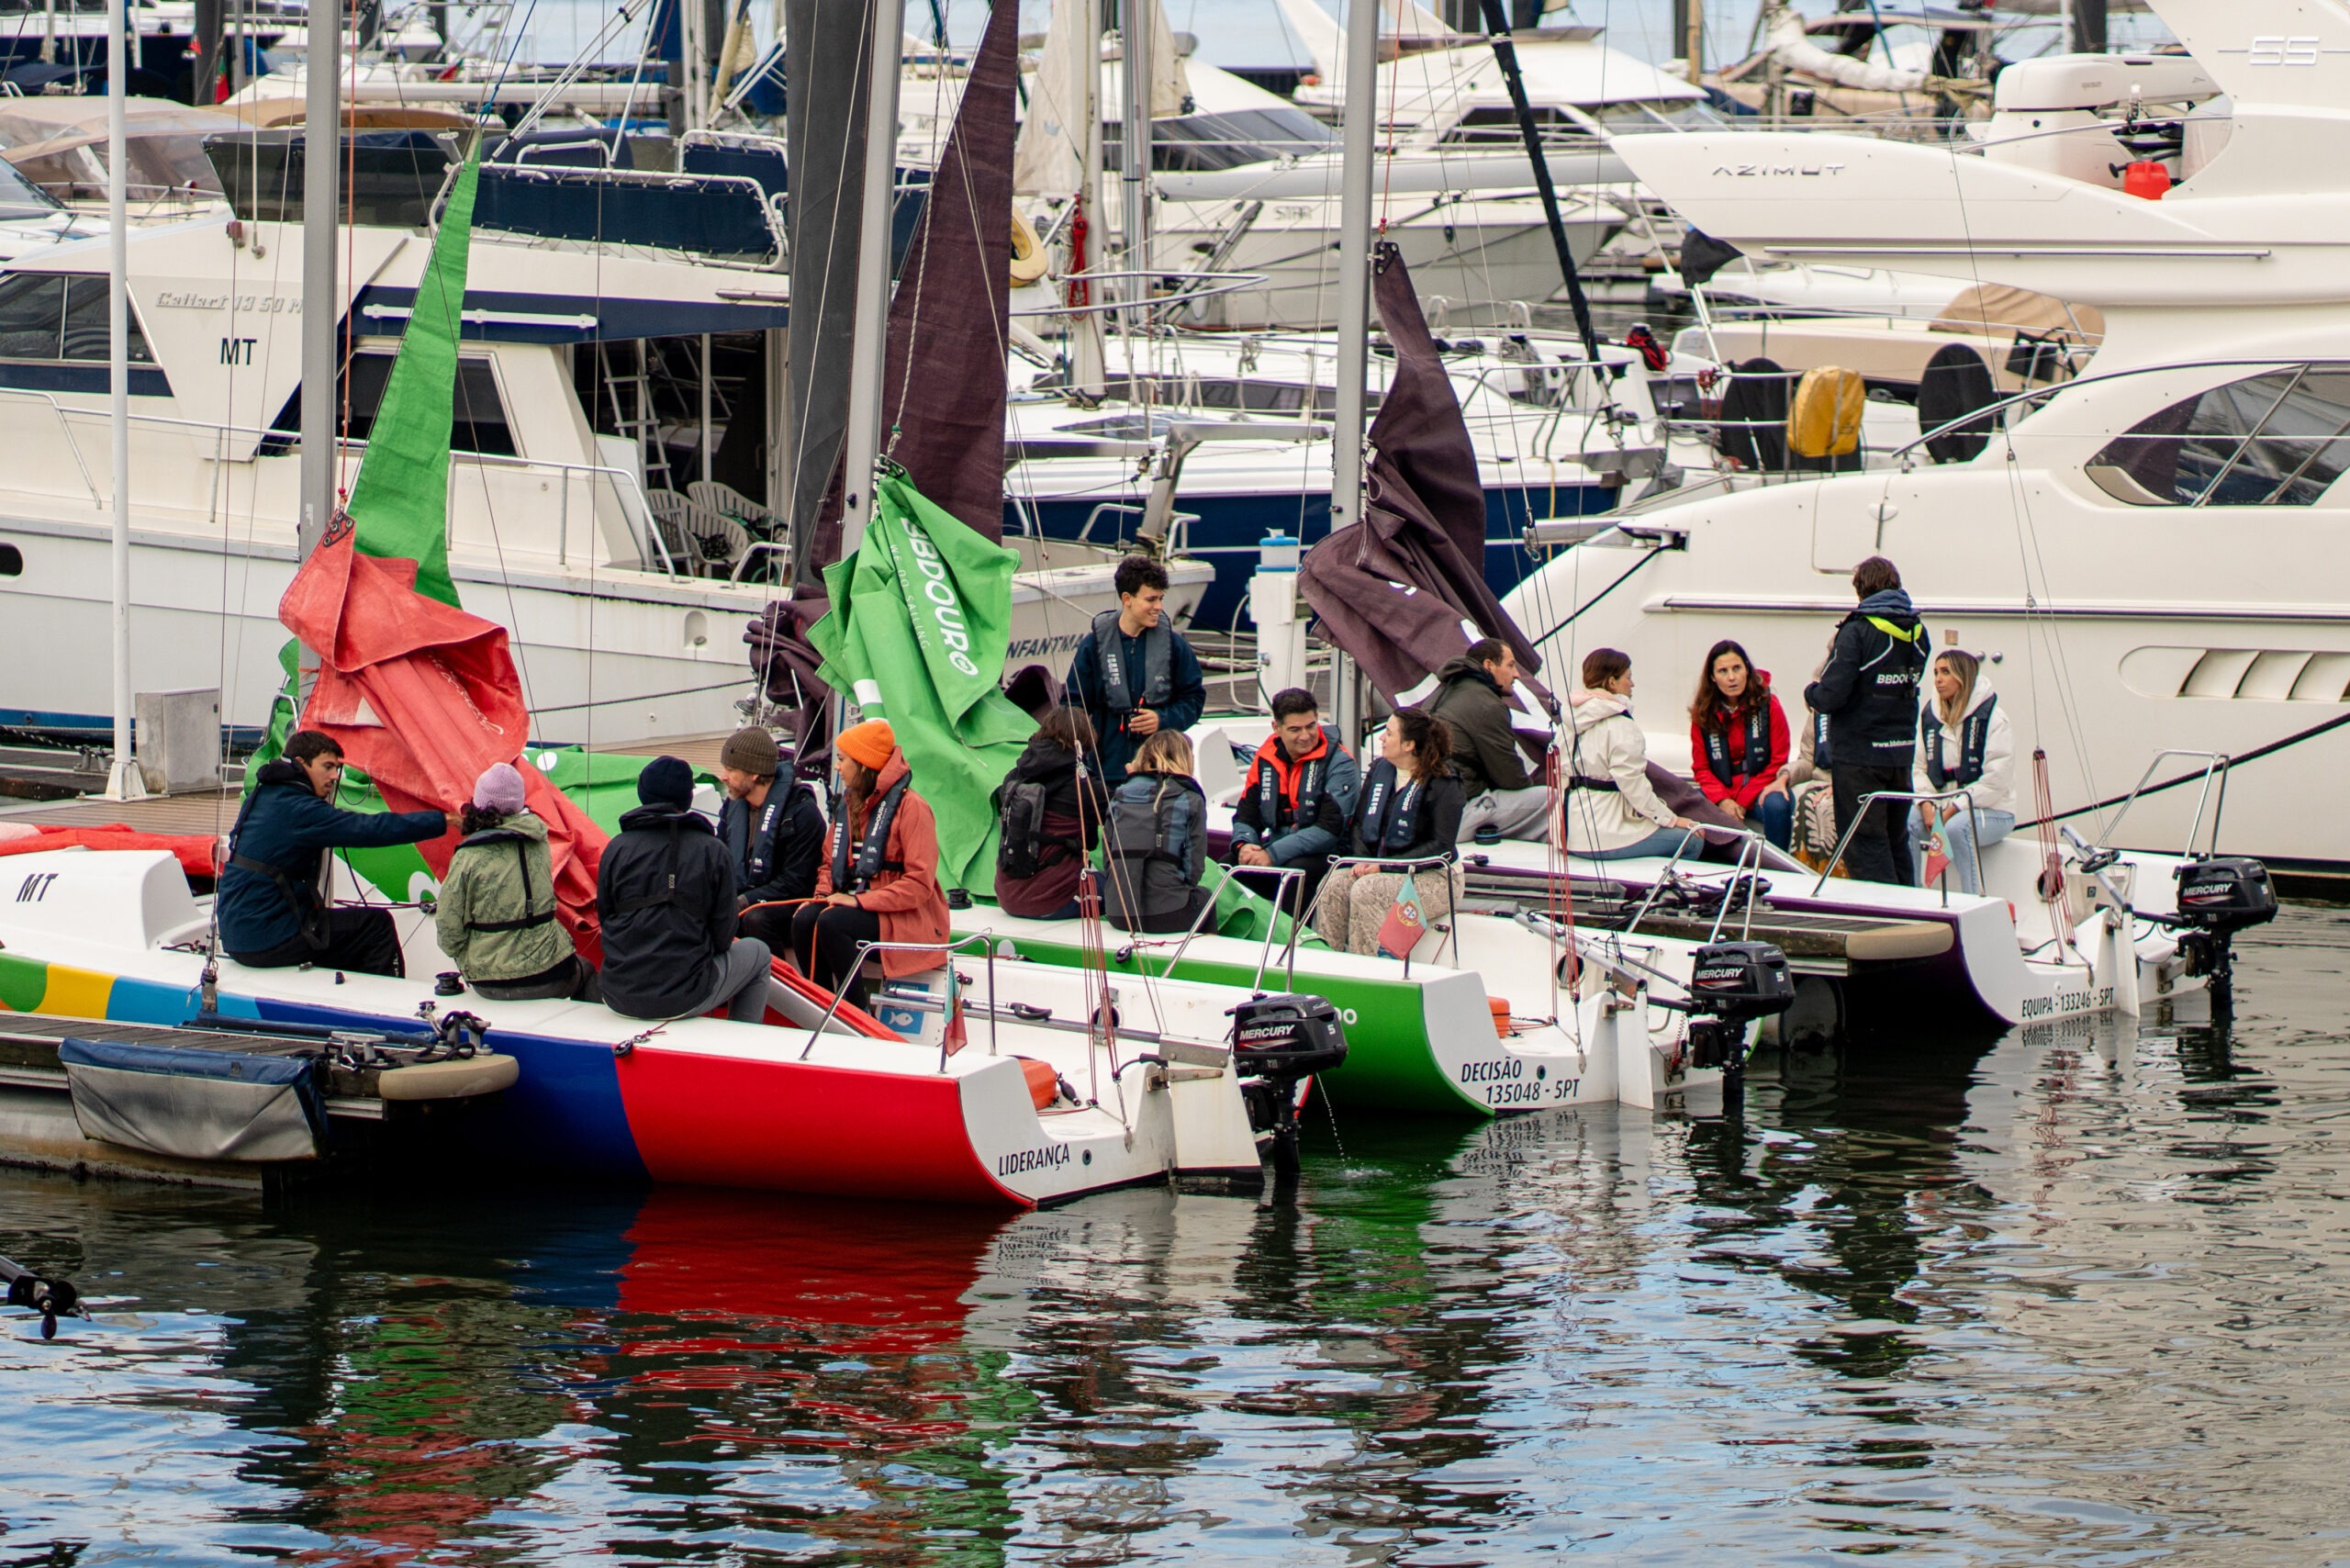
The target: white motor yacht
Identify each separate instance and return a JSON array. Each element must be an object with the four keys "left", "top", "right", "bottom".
[{"left": 1508, "top": 0, "right": 2350, "bottom": 881}]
